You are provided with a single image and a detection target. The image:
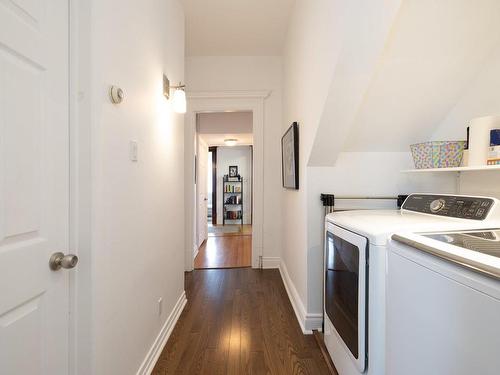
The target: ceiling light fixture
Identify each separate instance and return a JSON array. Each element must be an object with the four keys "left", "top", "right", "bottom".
[
  {"left": 163, "top": 74, "right": 186, "bottom": 114},
  {"left": 224, "top": 138, "right": 238, "bottom": 146}
]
